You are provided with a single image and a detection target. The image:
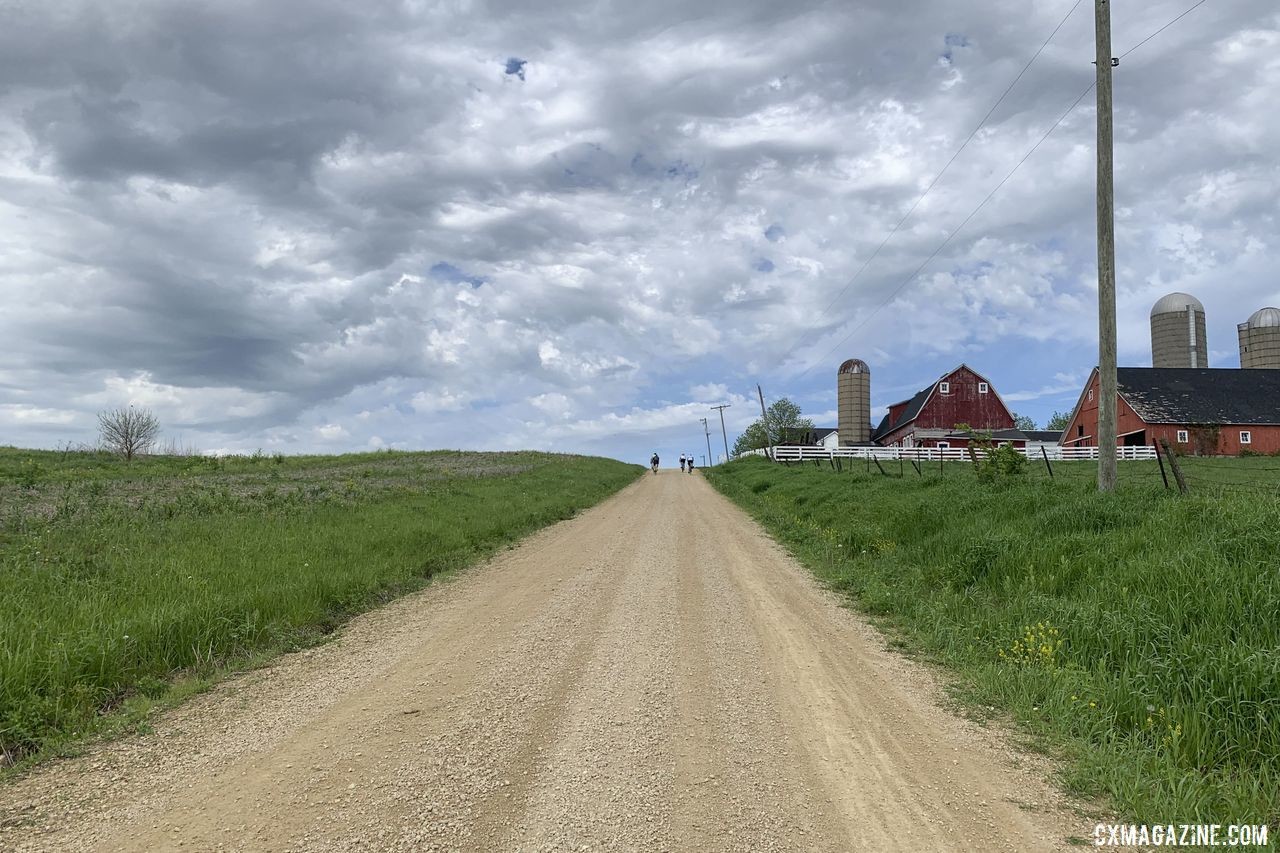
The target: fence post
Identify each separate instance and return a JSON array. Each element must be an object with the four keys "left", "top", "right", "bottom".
[
  {"left": 872, "top": 458, "right": 888, "bottom": 476},
  {"left": 1040, "top": 446, "right": 1054, "bottom": 479},
  {"left": 1159, "top": 438, "right": 1188, "bottom": 494},
  {"left": 1154, "top": 442, "right": 1170, "bottom": 490}
]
